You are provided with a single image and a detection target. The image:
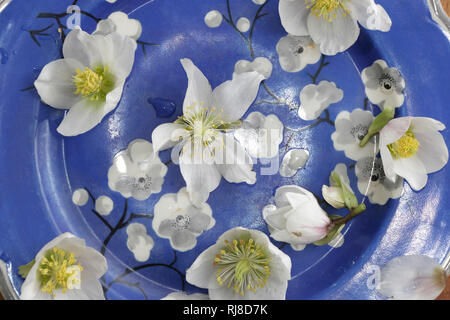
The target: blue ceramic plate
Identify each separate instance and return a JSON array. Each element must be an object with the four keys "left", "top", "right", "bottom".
[{"left": 0, "top": 0, "right": 449, "bottom": 300}]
